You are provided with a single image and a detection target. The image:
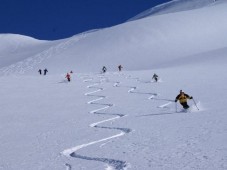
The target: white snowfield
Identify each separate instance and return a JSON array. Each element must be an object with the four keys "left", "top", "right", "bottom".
[
  {"left": 0, "top": 0, "right": 227, "bottom": 170},
  {"left": 128, "top": 0, "right": 221, "bottom": 21}
]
